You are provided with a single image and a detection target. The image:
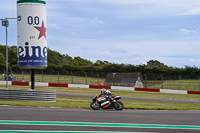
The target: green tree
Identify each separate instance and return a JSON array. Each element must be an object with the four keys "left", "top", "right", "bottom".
[
  {"left": 0, "top": 45, "right": 6, "bottom": 57},
  {"left": 0, "top": 53, "right": 6, "bottom": 70},
  {"left": 73, "top": 56, "right": 93, "bottom": 66},
  {"left": 147, "top": 60, "right": 164, "bottom": 66},
  {"left": 94, "top": 60, "right": 111, "bottom": 66},
  {"left": 47, "top": 48, "right": 65, "bottom": 65},
  {"left": 63, "top": 54, "right": 73, "bottom": 64},
  {"left": 9, "top": 46, "right": 18, "bottom": 66}
]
